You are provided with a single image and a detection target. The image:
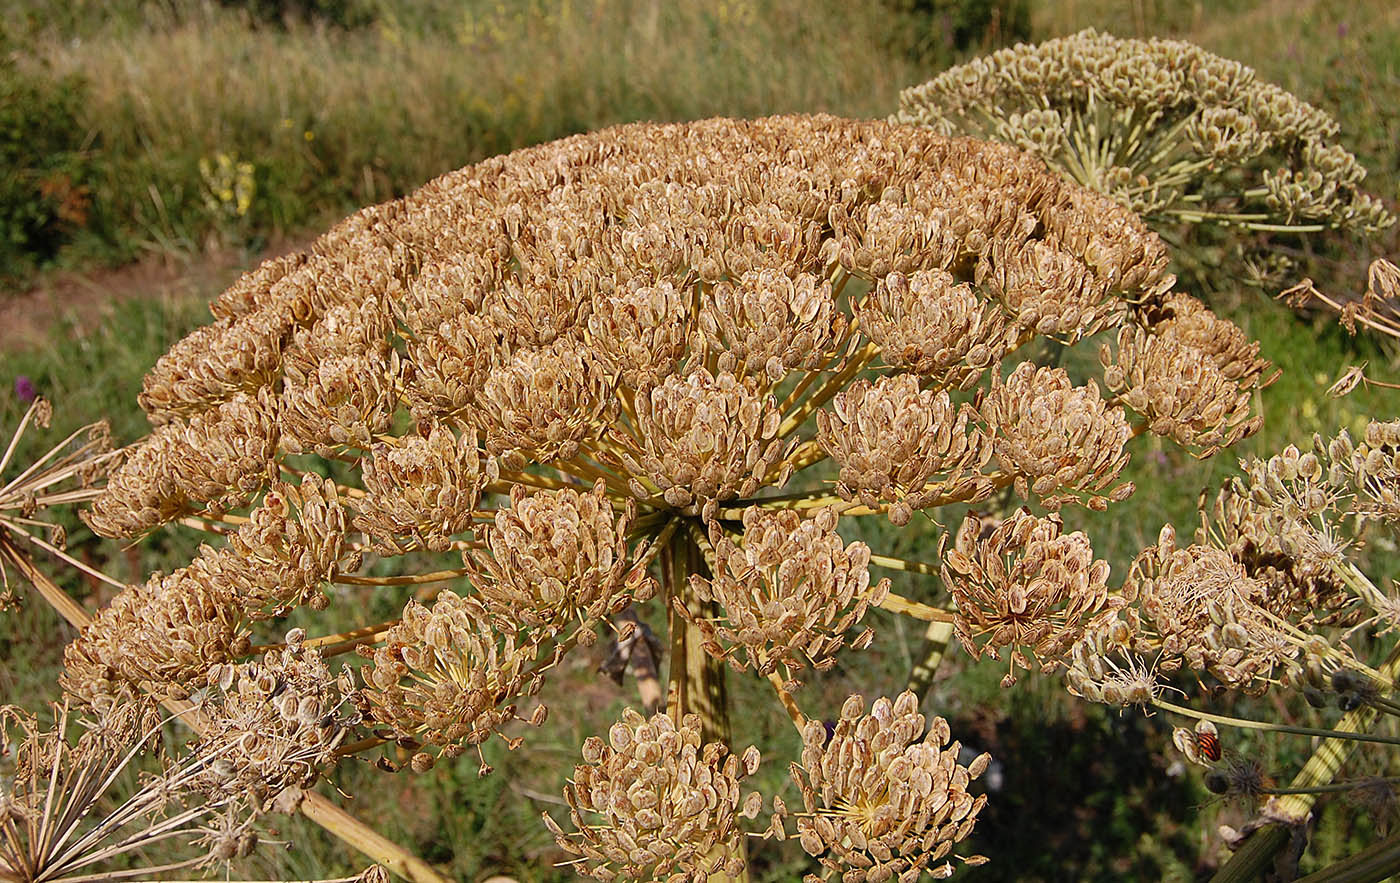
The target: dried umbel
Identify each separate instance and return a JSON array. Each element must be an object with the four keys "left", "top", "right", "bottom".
[
  {"left": 684, "top": 507, "right": 891, "bottom": 684},
  {"left": 0, "top": 698, "right": 381, "bottom": 883},
  {"left": 85, "top": 388, "right": 279, "bottom": 537},
  {"left": 981, "top": 362, "right": 1133, "bottom": 510},
  {"left": 1064, "top": 411, "right": 1400, "bottom": 710},
  {"left": 1195, "top": 421, "right": 1400, "bottom": 632},
  {"left": 356, "top": 426, "right": 493, "bottom": 554},
  {"left": 818, "top": 374, "right": 992, "bottom": 525},
  {"left": 63, "top": 475, "right": 346, "bottom": 707},
  {"left": 700, "top": 269, "right": 841, "bottom": 379},
  {"left": 545, "top": 709, "right": 761, "bottom": 881},
  {"left": 1128, "top": 526, "right": 1302, "bottom": 692},
  {"left": 896, "top": 29, "right": 1393, "bottom": 244},
  {"left": 476, "top": 339, "right": 618, "bottom": 462},
  {"left": 63, "top": 115, "right": 1276, "bottom": 878},
  {"left": 197, "top": 633, "right": 355, "bottom": 804},
  {"left": 465, "top": 481, "right": 654, "bottom": 641},
  {"left": 0, "top": 701, "right": 253, "bottom": 883},
  {"left": 0, "top": 398, "right": 115, "bottom": 613},
  {"left": 280, "top": 298, "right": 401, "bottom": 455},
  {"left": 942, "top": 510, "right": 1114, "bottom": 684},
  {"left": 855, "top": 269, "right": 1011, "bottom": 388},
  {"left": 620, "top": 368, "right": 787, "bottom": 509},
  {"left": 791, "top": 692, "right": 990, "bottom": 881},
  {"left": 587, "top": 277, "right": 692, "bottom": 387},
  {"left": 1101, "top": 293, "right": 1277, "bottom": 458},
  {"left": 359, "top": 591, "right": 545, "bottom": 755}
]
